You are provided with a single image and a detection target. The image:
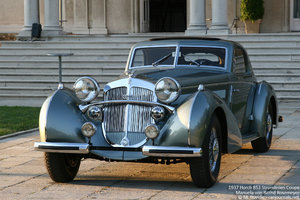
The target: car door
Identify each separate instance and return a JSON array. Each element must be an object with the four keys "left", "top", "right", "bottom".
[{"left": 230, "top": 46, "right": 255, "bottom": 132}]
